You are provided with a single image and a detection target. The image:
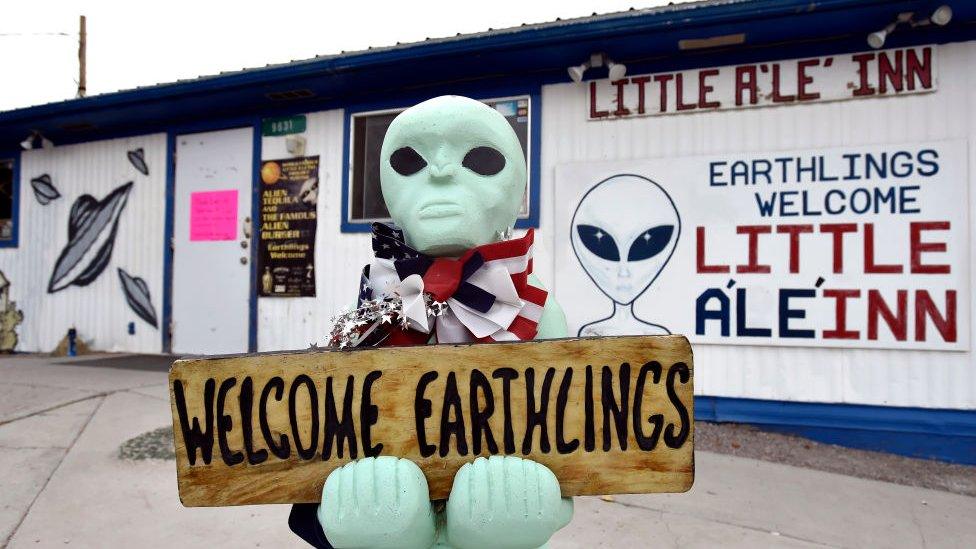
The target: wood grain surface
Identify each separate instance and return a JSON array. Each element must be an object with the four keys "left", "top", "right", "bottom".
[{"left": 169, "top": 335, "right": 694, "bottom": 506}]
